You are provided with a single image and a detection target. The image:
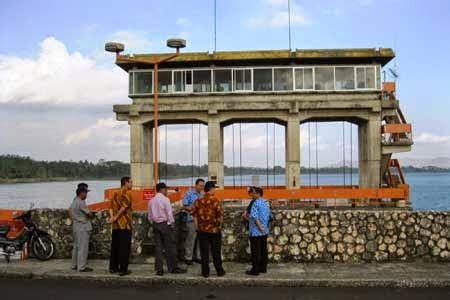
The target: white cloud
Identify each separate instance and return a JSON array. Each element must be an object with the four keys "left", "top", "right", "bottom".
[
  {"left": 108, "top": 30, "right": 153, "bottom": 53},
  {"left": 0, "top": 37, "right": 127, "bottom": 107},
  {"left": 64, "top": 117, "right": 128, "bottom": 147},
  {"left": 356, "top": 0, "right": 373, "bottom": 5},
  {"left": 247, "top": 0, "right": 310, "bottom": 28},
  {"left": 414, "top": 133, "right": 450, "bottom": 144},
  {"left": 176, "top": 17, "right": 191, "bottom": 27}
]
